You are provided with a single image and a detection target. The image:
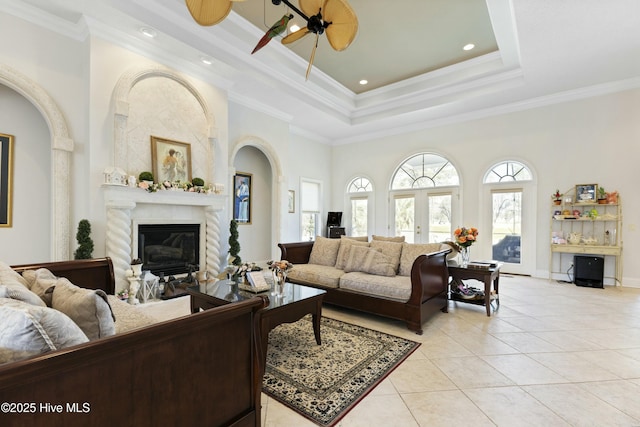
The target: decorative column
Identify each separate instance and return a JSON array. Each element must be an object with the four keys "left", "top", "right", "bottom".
[
  {"left": 205, "top": 206, "right": 222, "bottom": 276},
  {"left": 105, "top": 200, "right": 136, "bottom": 293}
]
